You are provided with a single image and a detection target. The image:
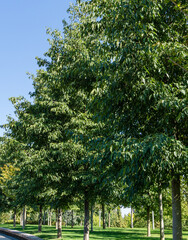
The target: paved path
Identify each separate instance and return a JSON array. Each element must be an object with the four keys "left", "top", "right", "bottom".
[{"left": 0, "top": 234, "right": 16, "bottom": 240}]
